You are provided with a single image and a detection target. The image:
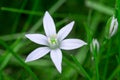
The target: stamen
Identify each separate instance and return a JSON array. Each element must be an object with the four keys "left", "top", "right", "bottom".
[
  {"left": 48, "top": 35, "right": 59, "bottom": 49},
  {"left": 50, "top": 38, "right": 57, "bottom": 45}
]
